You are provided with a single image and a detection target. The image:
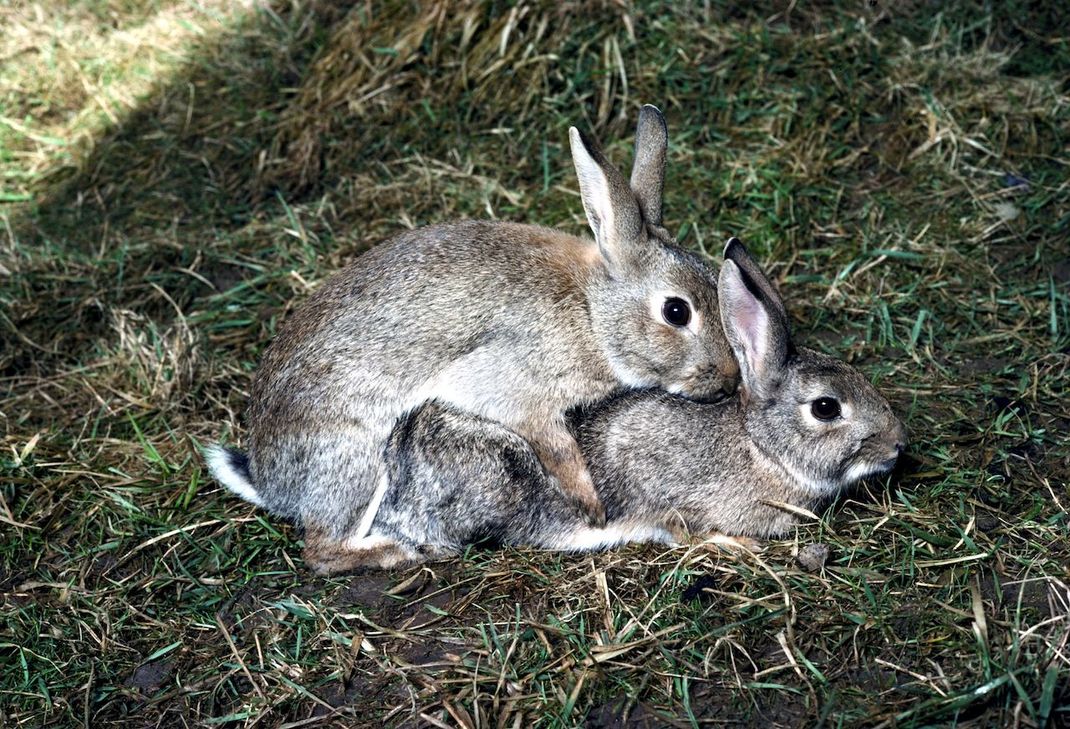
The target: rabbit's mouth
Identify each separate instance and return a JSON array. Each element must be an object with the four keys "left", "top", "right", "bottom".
[
  {"left": 666, "top": 383, "right": 732, "bottom": 404},
  {"left": 876, "top": 455, "right": 900, "bottom": 473},
  {"left": 663, "top": 360, "right": 739, "bottom": 403},
  {"left": 846, "top": 431, "right": 907, "bottom": 484}
]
